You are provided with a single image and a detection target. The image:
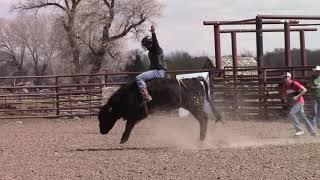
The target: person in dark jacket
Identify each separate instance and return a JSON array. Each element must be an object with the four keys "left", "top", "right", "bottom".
[{"left": 136, "top": 25, "right": 167, "bottom": 103}]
